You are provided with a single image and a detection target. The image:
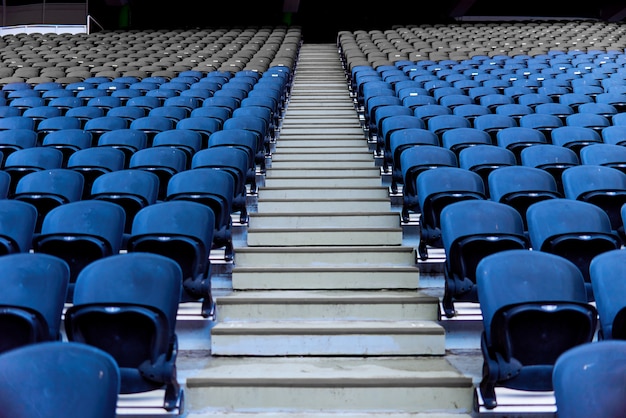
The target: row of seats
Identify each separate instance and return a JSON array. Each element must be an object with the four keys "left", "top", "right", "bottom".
[
  {"left": 0, "top": 251, "right": 185, "bottom": 414},
  {"left": 0, "top": 27, "right": 301, "bottom": 415},
  {"left": 0, "top": 26, "right": 301, "bottom": 83},
  {"left": 474, "top": 247, "right": 626, "bottom": 412},
  {"left": 338, "top": 21, "right": 626, "bottom": 67},
  {"left": 339, "top": 23, "right": 626, "bottom": 415}
]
